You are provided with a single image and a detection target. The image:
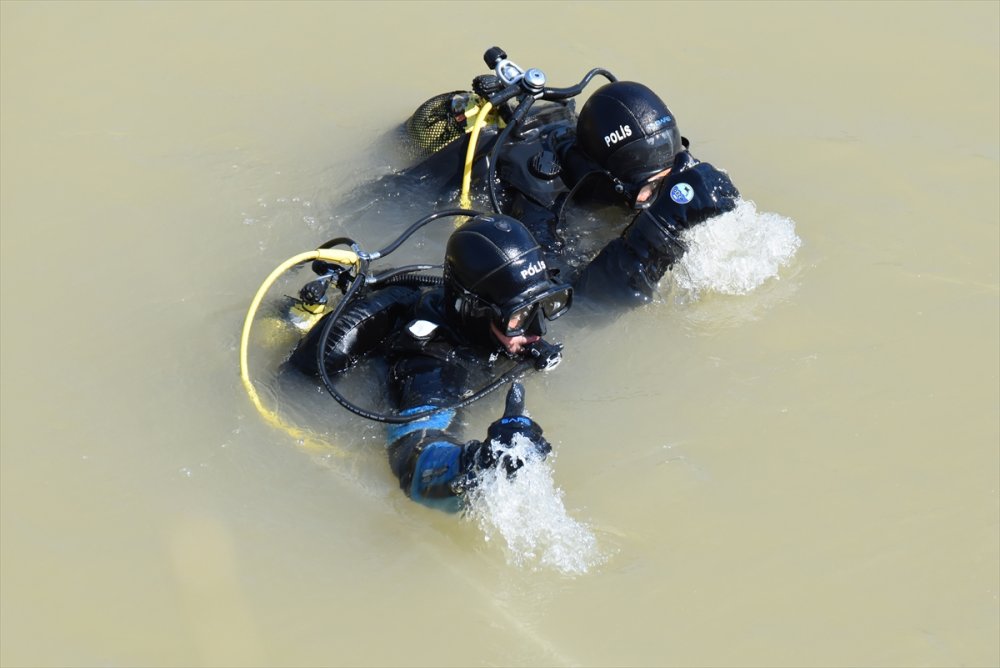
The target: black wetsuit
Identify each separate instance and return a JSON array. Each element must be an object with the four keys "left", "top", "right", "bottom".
[{"left": 291, "top": 285, "right": 538, "bottom": 510}]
